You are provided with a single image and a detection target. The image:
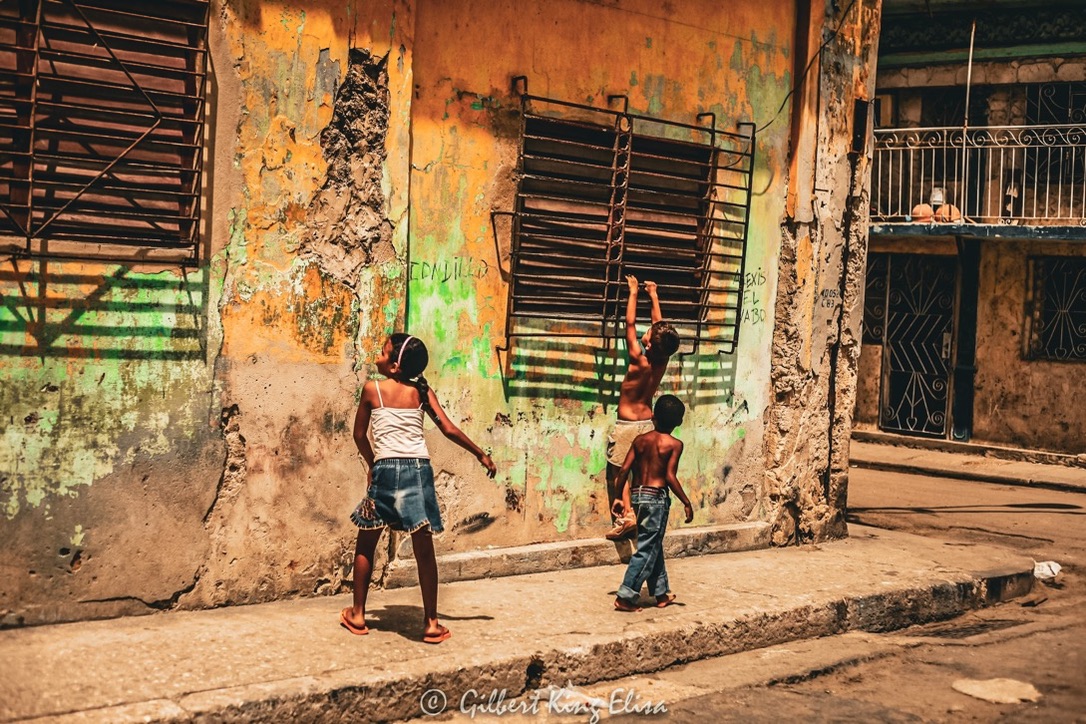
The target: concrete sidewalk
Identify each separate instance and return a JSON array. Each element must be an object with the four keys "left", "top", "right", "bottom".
[
  {"left": 0, "top": 525, "right": 1033, "bottom": 723},
  {"left": 849, "top": 438, "right": 1086, "bottom": 493}
]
